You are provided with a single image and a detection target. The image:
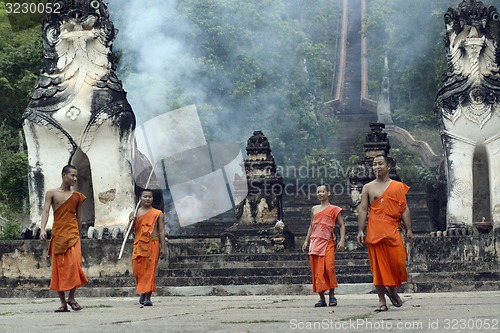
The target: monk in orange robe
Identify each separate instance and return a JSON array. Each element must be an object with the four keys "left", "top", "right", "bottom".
[
  {"left": 303, "top": 185, "right": 345, "bottom": 307},
  {"left": 357, "top": 155, "right": 414, "bottom": 312},
  {"left": 129, "top": 189, "right": 165, "bottom": 306},
  {"left": 40, "top": 165, "right": 88, "bottom": 312}
]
